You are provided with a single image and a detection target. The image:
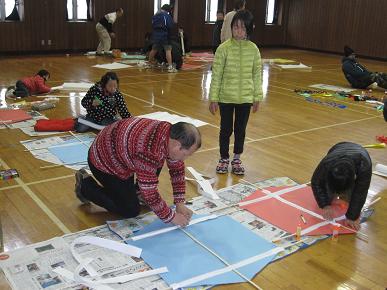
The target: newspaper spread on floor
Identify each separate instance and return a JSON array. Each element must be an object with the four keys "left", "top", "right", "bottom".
[
  {"left": 0, "top": 177, "right": 329, "bottom": 290},
  {"left": 20, "top": 133, "right": 95, "bottom": 171}
]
